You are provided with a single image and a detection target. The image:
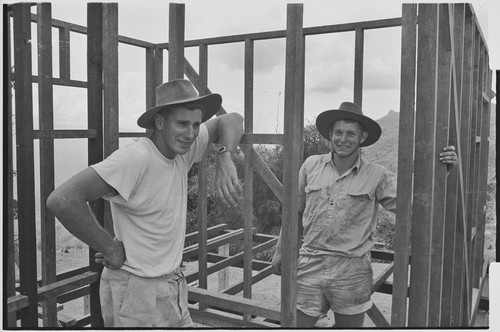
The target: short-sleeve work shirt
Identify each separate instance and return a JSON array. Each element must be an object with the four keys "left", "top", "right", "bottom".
[{"left": 298, "top": 152, "right": 397, "bottom": 257}]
